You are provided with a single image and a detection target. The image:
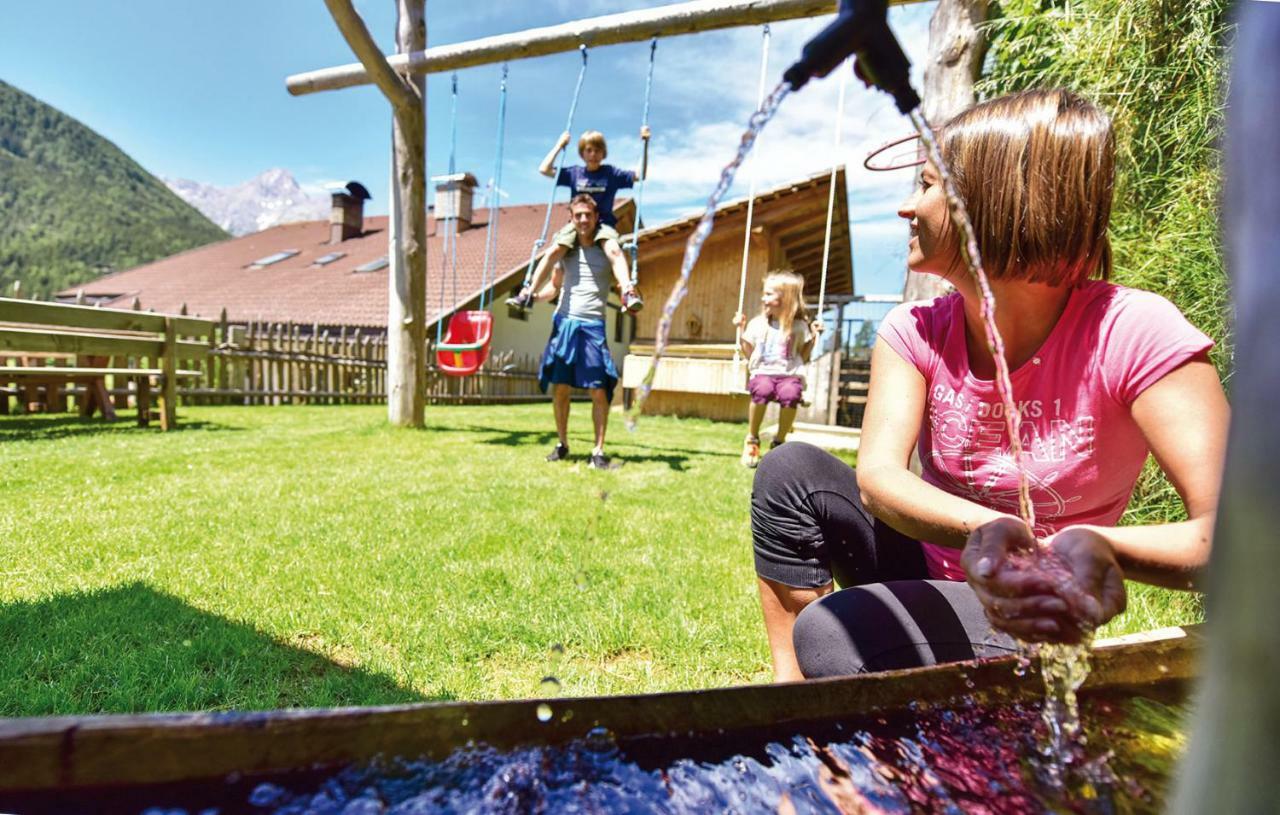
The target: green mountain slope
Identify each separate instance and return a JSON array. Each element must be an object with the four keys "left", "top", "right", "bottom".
[{"left": 0, "top": 80, "right": 228, "bottom": 298}]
